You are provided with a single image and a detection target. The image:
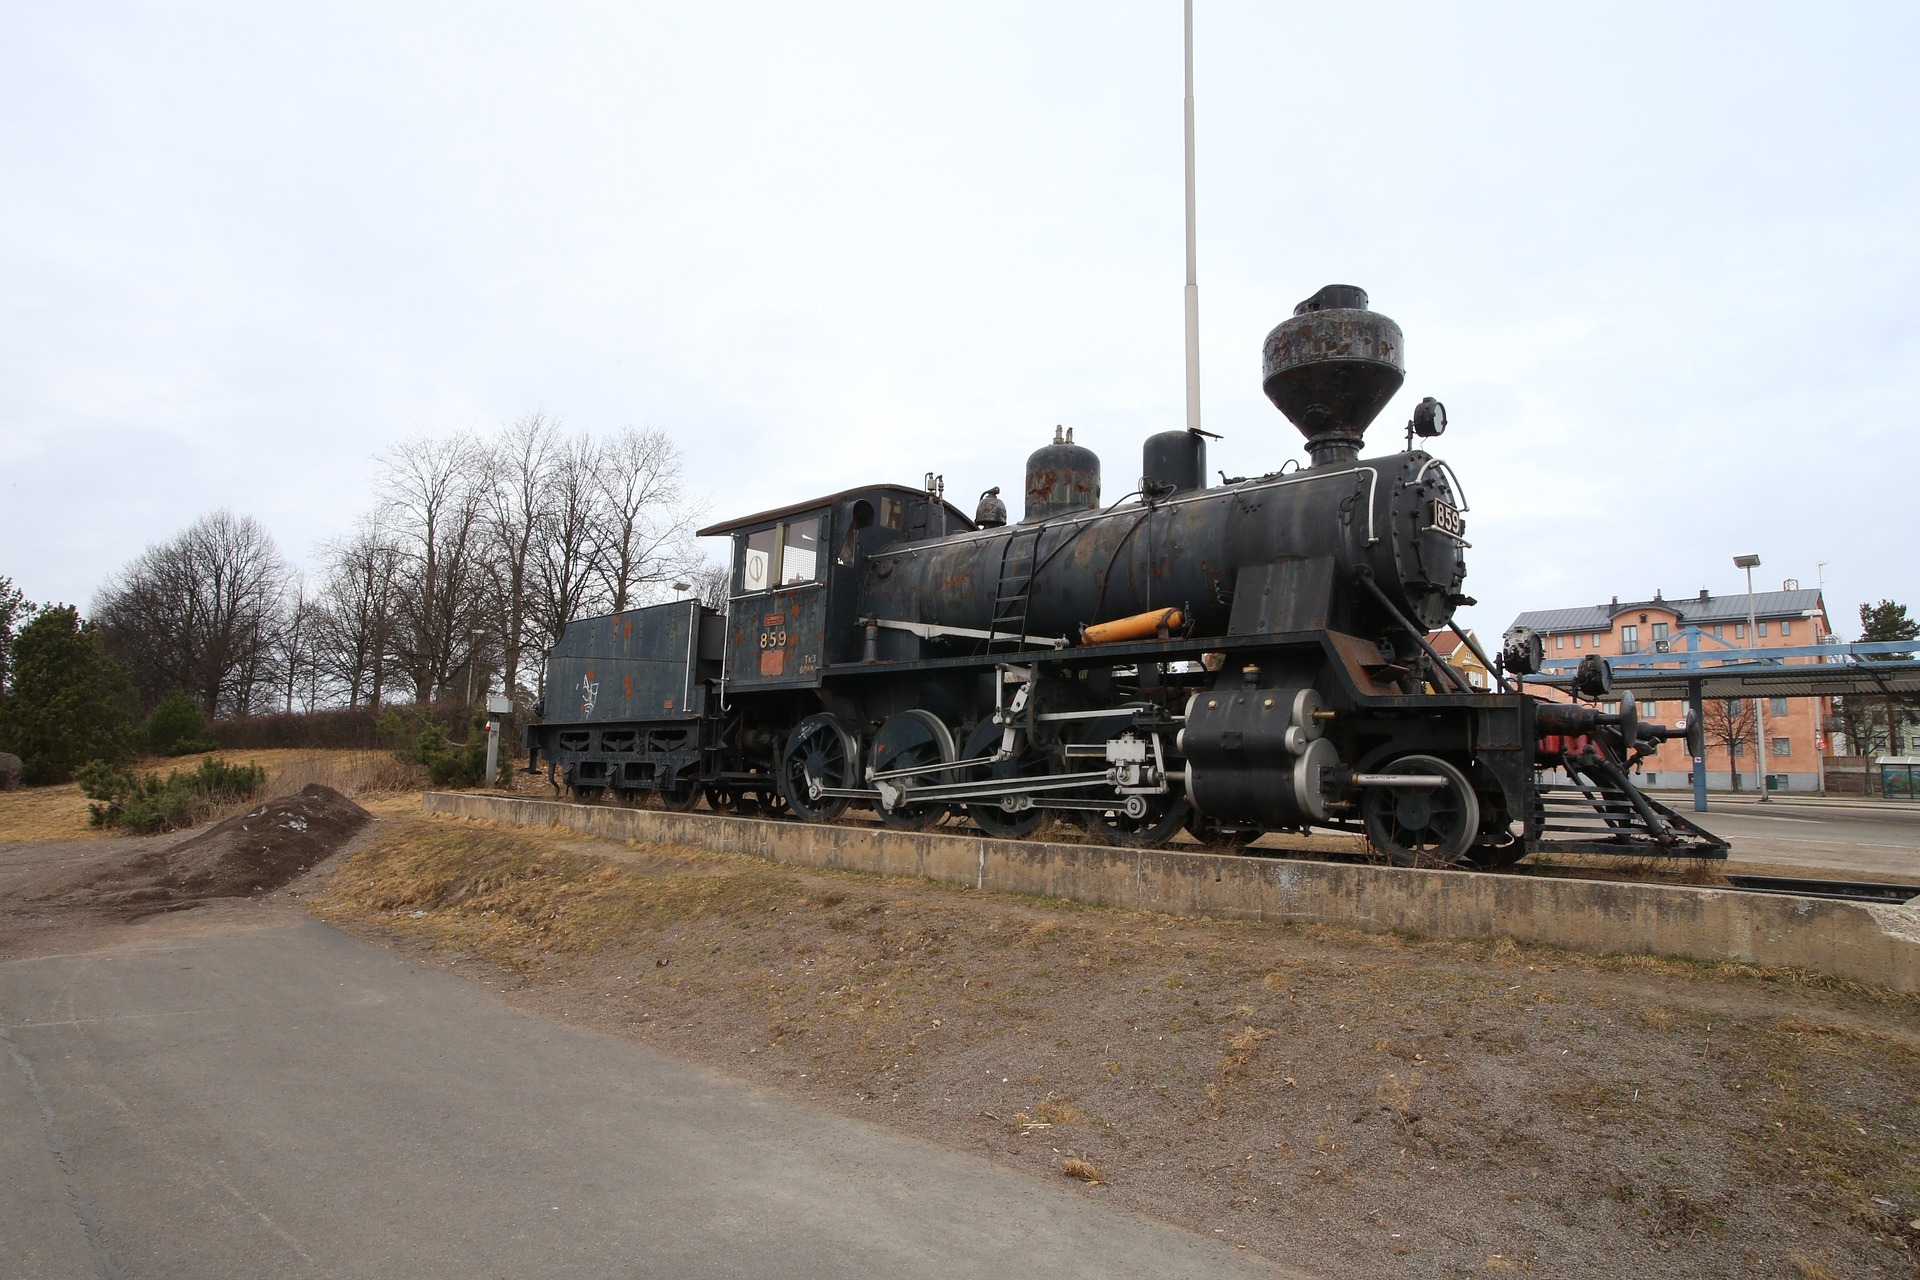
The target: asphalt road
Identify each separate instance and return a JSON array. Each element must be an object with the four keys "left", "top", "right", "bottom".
[
  {"left": 1652, "top": 794, "right": 1920, "bottom": 877},
  {"left": 1, "top": 909, "right": 1297, "bottom": 1280}
]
